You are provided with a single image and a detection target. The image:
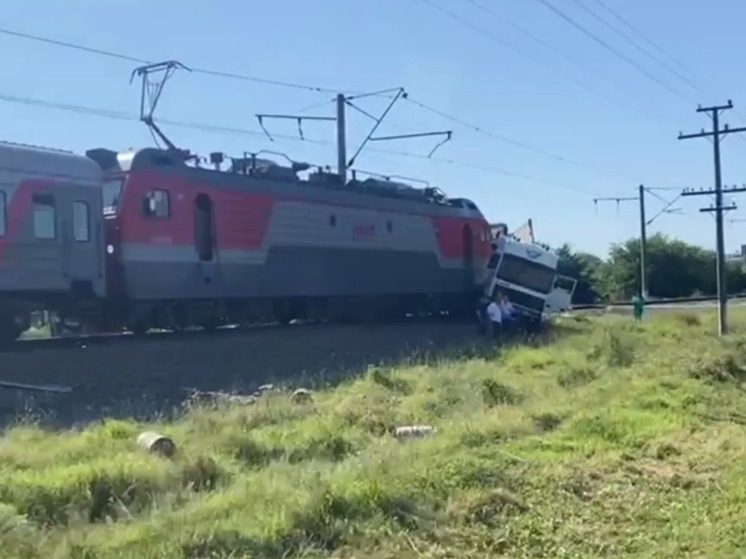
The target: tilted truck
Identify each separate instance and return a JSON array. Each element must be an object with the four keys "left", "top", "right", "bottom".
[{"left": 482, "top": 234, "right": 577, "bottom": 325}]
